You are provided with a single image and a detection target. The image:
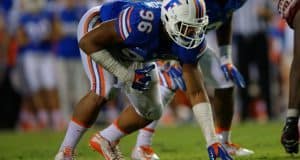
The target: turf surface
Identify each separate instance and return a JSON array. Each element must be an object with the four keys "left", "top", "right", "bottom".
[{"left": 0, "top": 122, "right": 298, "bottom": 160}]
